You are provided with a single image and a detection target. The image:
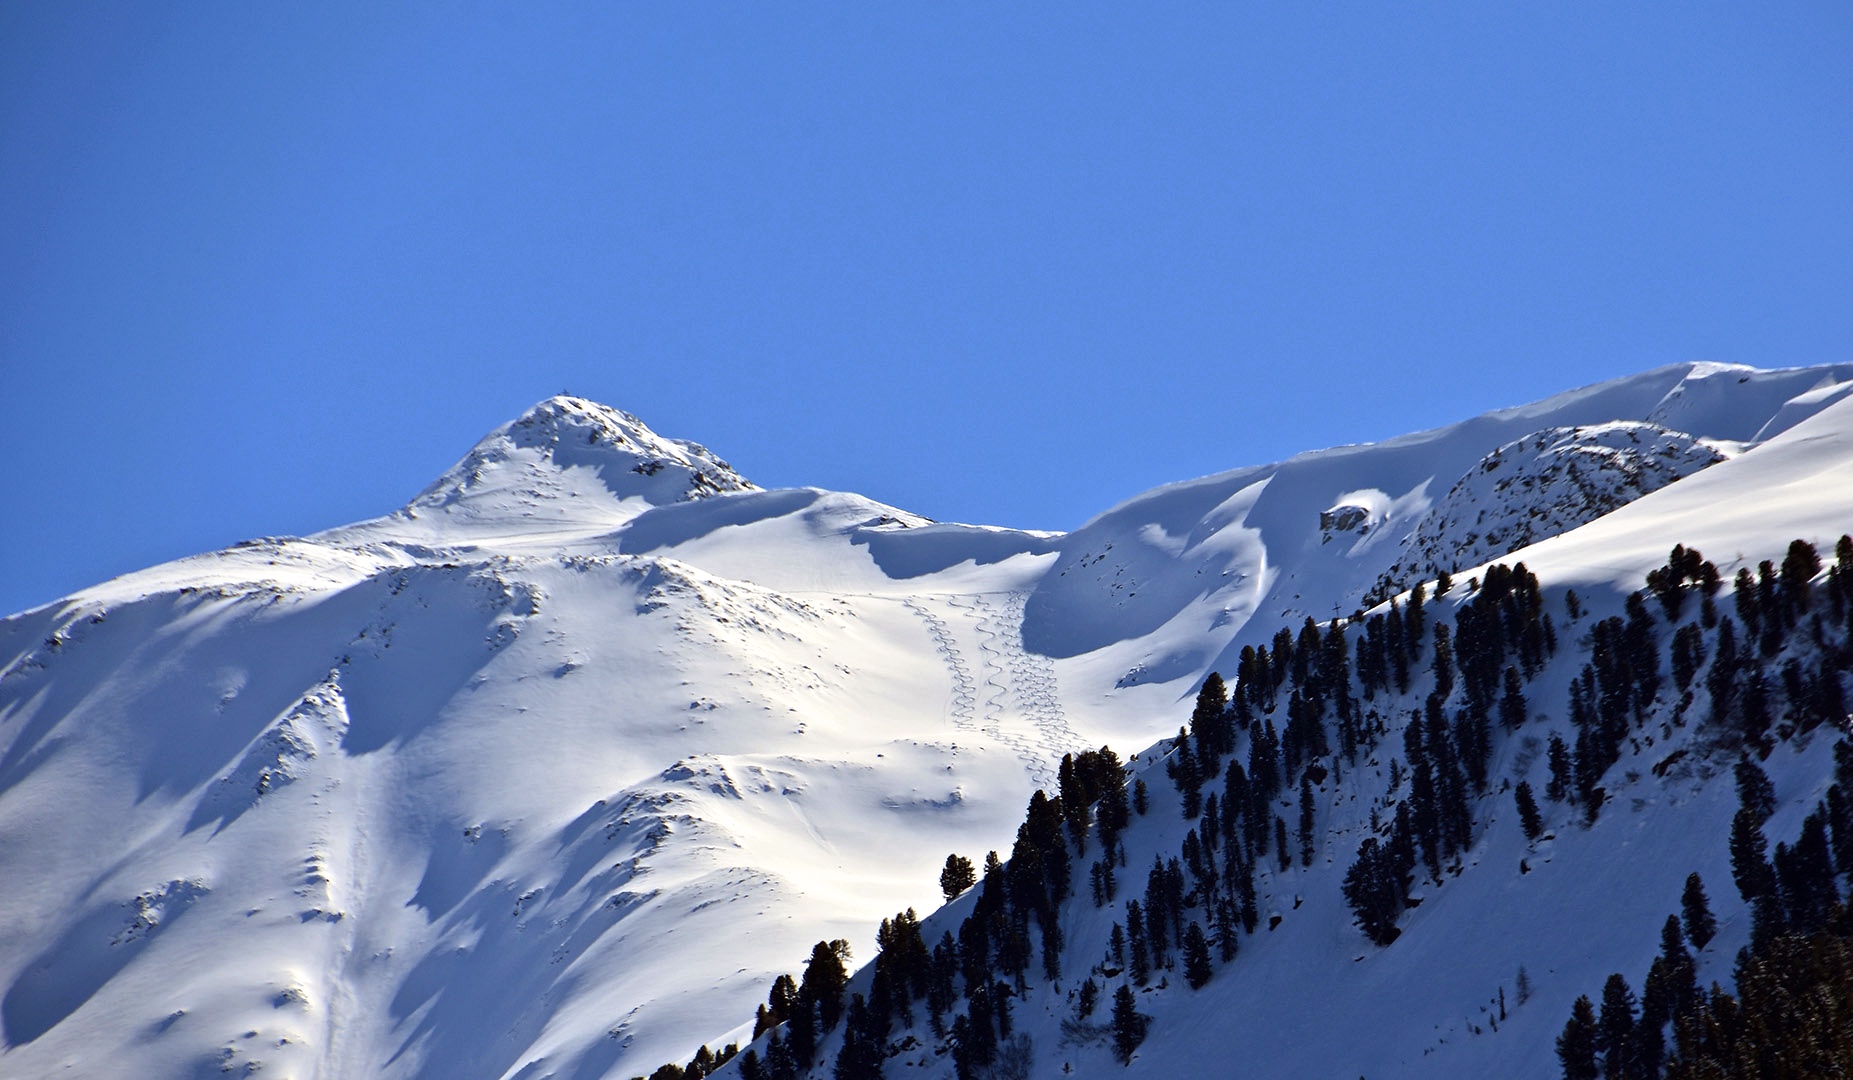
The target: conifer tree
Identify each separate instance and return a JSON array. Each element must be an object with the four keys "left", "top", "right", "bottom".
[
  {"left": 939, "top": 853, "right": 977, "bottom": 902},
  {"left": 1182, "top": 922, "right": 1214, "bottom": 988},
  {"left": 1168, "top": 728, "right": 1204, "bottom": 819},
  {"left": 1634, "top": 962, "right": 1669, "bottom": 1078},
  {"left": 1500, "top": 666, "right": 1528, "bottom": 730},
  {"left": 758, "top": 973, "right": 799, "bottom": 1036},
  {"left": 1730, "top": 806, "right": 1776, "bottom": 903},
  {"left": 737, "top": 1048, "right": 763, "bottom": 1080},
  {"left": 1097, "top": 754, "right": 1131, "bottom": 859},
  {"left": 784, "top": 999, "right": 817, "bottom": 1069},
  {"left": 1111, "top": 984, "right": 1147, "bottom": 1064},
  {"left": 764, "top": 1028, "right": 795, "bottom": 1080},
  {"left": 1557, "top": 995, "right": 1599, "bottom": 1080},
  {"left": 1595, "top": 974, "right": 1637, "bottom": 1080},
  {"left": 1774, "top": 810, "right": 1841, "bottom": 933},
  {"left": 1432, "top": 620, "right": 1455, "bottom": 700},
  {"left": 1781, "top": 538, "right": 1822, "bottom": 619},
  {"left": 1735, "top": 756, "right": 1776, "bottom": 823},
  {"left": 947, "top": 1015, "right": 976, "bottom": 1080},
  {"left": 1828, "top": 784, "right": 1853, "bottom": 882},
  {"left": 963, "top": 982, "right": 995, "bottom": 1068},
  {"left": 1408, "top": 582, "right": 1427, "bottom": 657},
  {"left": 1298, "top": 776, "right": 1316, "bottom": 867},
  {"left": 1658, "top": 915, "right": 1693, "bottom": 998},
  {"left": 1342, "top": 837, "right": 1407, "bottom": 946},
  {"left": 1515, "top": 781, "right": 1544, "bottom": 843},
  {"left": 1039, "top": 912, "right": 1063, "bottom": 981},
  {"left": 1680, "top": 873, "right": 1716, "bottom": 950},
  {"left": 1213, "top": 896, "right": 1240, "bottom": 962},
  {"left": 1191, "top": 672, "right": 1230, "bottom": 761},
  {"left": 991, "top": 980, "right": 1013, "bottom": 1041},
  {"left": 1547, "top": 734, "right": 1575, "bottom": 804},
  {"left": 800, "top": 939, "right": 851, "bottom": 1033},
  {"left": 1670, "top": 624, "right": 1704, "bottom": 693},
  {"left": 833, "top": 995, "right": 885, "bottom": 1080},
  {"left": 1125, "top": 902, "right": 1150, "bottom": 984}
]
